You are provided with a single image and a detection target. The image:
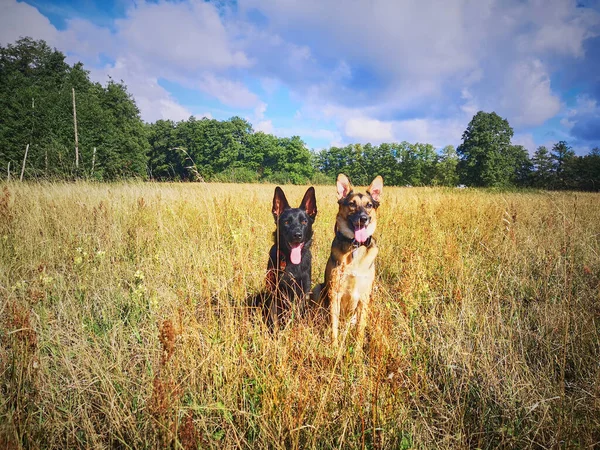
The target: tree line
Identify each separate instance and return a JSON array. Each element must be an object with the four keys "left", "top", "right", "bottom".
[{"left": 1, "top": 38, "right": 599, "bottom": 190}]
